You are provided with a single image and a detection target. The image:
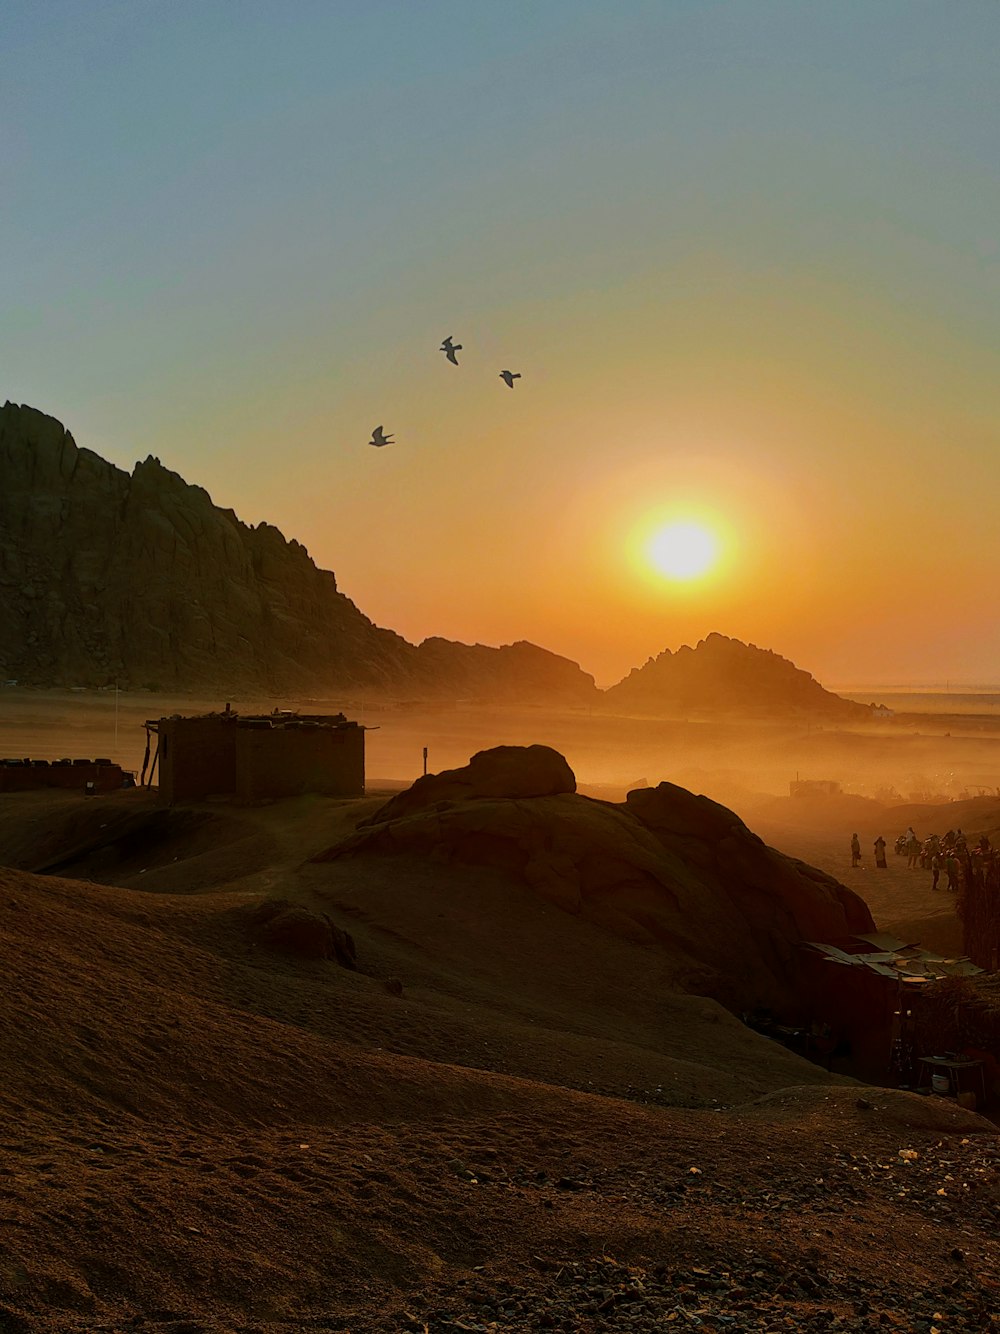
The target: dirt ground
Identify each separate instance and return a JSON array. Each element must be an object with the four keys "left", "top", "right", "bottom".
[
  {"left": 2, "top": 695, "right": 999, "bottom": 1331},
  {"left": 740, "top": 790, "right": 1000, "bottom": 963}
]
